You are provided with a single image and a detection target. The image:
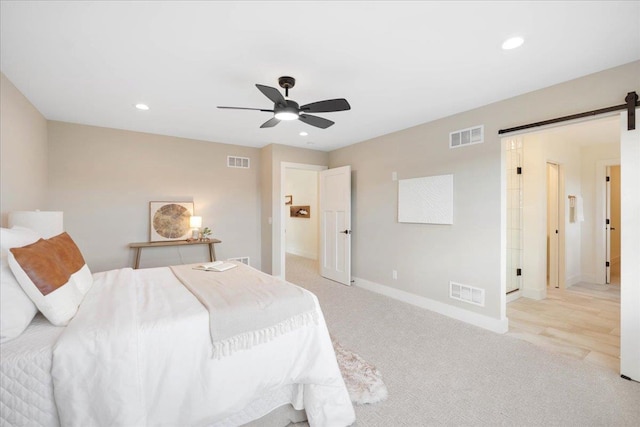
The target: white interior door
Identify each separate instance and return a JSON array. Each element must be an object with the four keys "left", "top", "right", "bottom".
[
  {"left": 319, "top": 165, "right": 351, "bottom": 285},
  {"left": 547, "top": 162, "right": 559, "bottom": 288}
]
